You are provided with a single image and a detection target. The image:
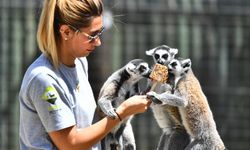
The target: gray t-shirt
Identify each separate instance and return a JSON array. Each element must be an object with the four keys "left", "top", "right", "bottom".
[{"left": 19, "top": 54, "right": 101, "bottom": 150}]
